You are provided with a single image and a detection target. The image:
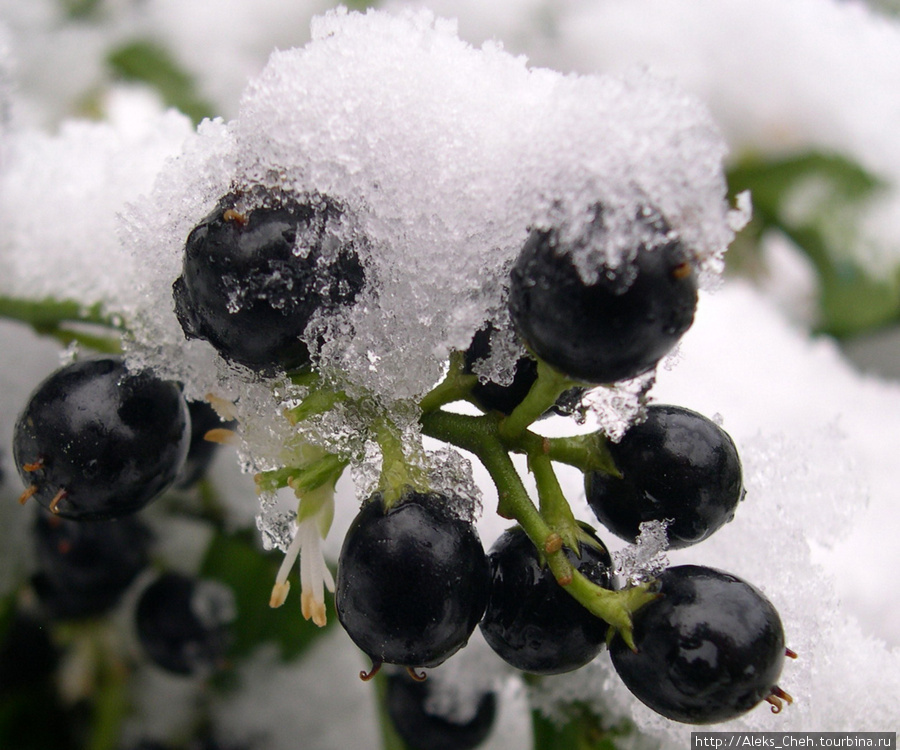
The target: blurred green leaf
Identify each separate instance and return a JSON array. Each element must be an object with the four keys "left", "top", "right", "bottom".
[
  {"left": 58, "top": 0, "right": 103, "bottom": 20},
  {"left": 200, "top": 531, "right": 333, "bottom": 662},
  {"left": 728, "top": 151, "right": 900, "bottom": 338},
  {"left": 107, "top": 40, "right": 215, "bottom": 124},
  {"left": 532, "top": 702, "right": 635, "bottom": 750}
]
